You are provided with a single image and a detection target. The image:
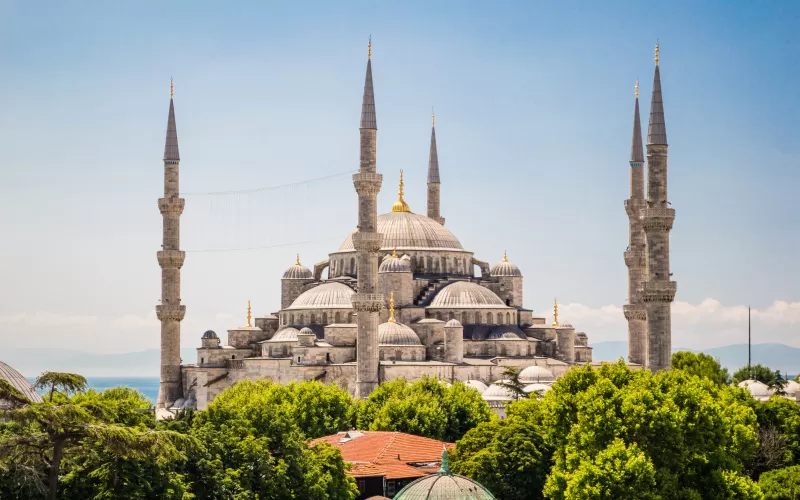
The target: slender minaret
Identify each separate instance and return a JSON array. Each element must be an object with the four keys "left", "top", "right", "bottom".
[
  {"left": 640, "top": 42, "right": 677, "bottom": 372},
  {"left": 427, "top": 110, "right": 445, "bottom": 225},
  {"left": 156, "top": 79, "right": 186, "bottom": 407},
  {"left": 352, "top": 39, "right": 384, "bottom": 397},
  {"left": 624, "top": 81, "right": 648, "bottom": 365}
]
